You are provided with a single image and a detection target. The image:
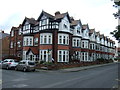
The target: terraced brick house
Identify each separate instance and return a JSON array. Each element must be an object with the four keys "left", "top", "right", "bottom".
[
  {"left": 9, "top": 25, "right": 23, "bottom": 59},
  {"left": 0, "top": 31, "right": 10, "bottom": 59},
  {"left": 9, "top": 11, "right": 116, "bottom": 63}
]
